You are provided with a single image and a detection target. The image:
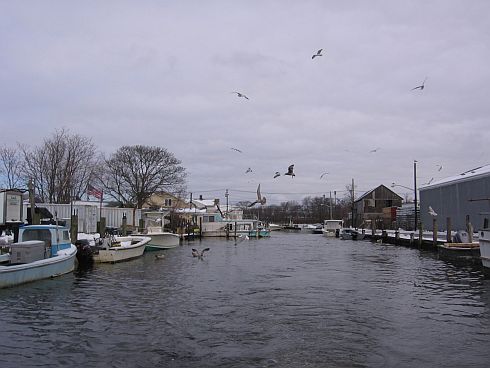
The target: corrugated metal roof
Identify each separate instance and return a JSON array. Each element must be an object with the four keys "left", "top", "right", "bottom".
[{"left": 420, "top": 164, "right": 490, "bottom": 190}]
